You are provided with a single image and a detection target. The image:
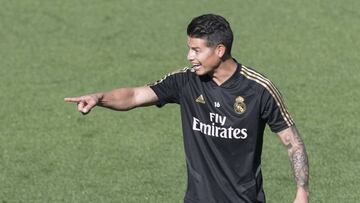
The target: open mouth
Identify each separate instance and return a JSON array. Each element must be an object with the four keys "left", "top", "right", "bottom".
[{"left": 191, "top": 64, "right": 201, "bottom": 72}]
